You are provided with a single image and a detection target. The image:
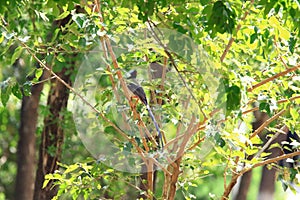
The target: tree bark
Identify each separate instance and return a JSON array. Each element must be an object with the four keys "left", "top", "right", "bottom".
[
  {"left": 32, "top": 6, "right": 84, "bottom": 199},
  {"left": 234, "top": 111, "right": 269, "bottom": 200},
  {"left": 33, "top": 68, "right": 72, "bottom": 200},
  {"left": 234, "top": 170, "right": 252, "bottom": 200},
  {"left": 138, "top": 164, "right": 150, "bottom": 199},
  {"left": 257, "top": 131, "right": 287, "bottom": 200},
  {"left": 15, "top": 71, "right": 47, "bottom": 200},
  {"left": 235, "top": 110, "right": 288, "bottom": 200}
]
